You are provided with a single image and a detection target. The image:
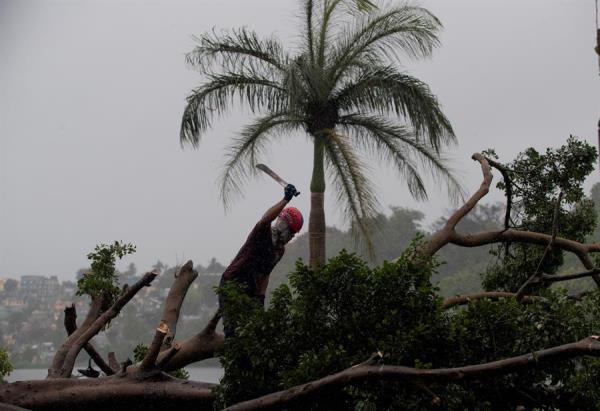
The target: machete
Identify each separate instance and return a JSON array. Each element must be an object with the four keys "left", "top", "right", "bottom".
[{"left": 256, "top": 163, "right": 300, "bottom": 196}]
